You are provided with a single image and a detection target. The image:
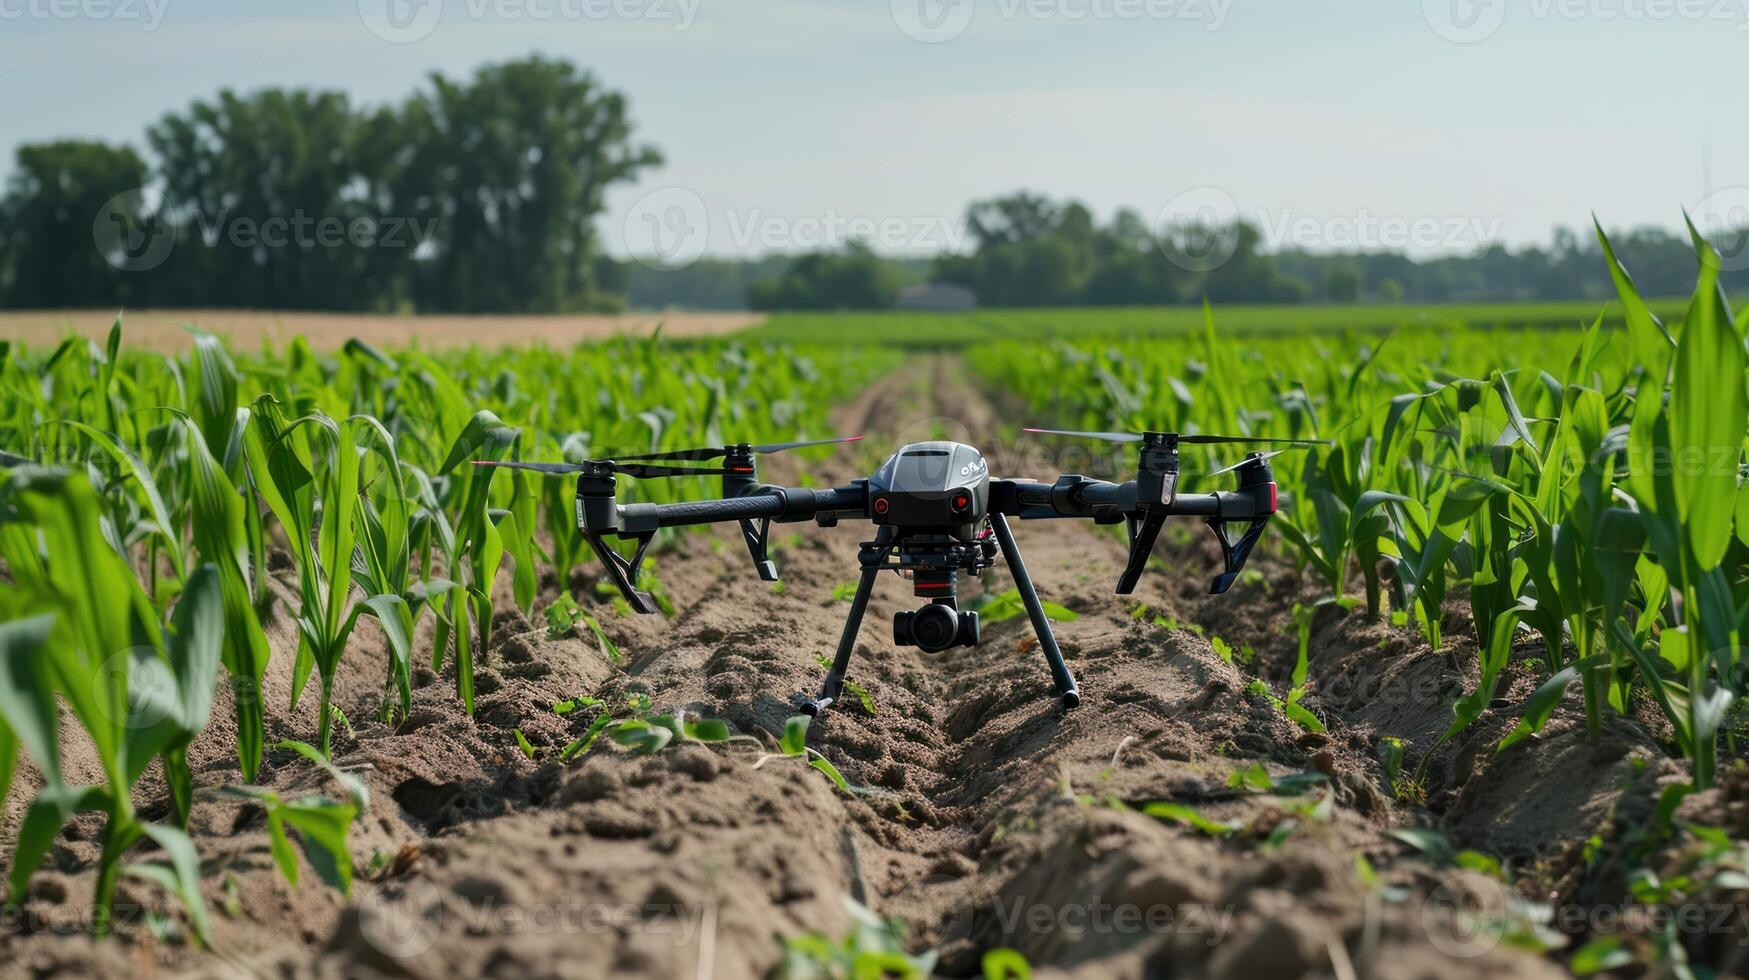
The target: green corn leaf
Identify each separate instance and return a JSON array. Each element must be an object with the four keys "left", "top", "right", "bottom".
[
  {"left": 278, "top": 798, "right": 359, "bottom": 897},
  {"left": 8, "top": 468, "right": 162, "bottom": 779},
  {"left": 265, "top": 806, "right": 300, "bottom": 885},
  {"left": 126, "top": 823, "right": 214, "bottom": 948},
  {"left": 353, "top": 594, "right": 413, "bottom": 720},
  {"left": 9, "top": 784, "right": 110, "bottom": 904},
  {"left": 982, "top": 948, "right": 1033, "bottom": 980},
  {"left": 0, "top": 615, "right": 63, "bottom": 788},
  {"left": 612, "top": 719, "right": 674, "bottom": 754},
  {"left": 187, "top": 330, "right": 240, "bottom": 462},
  {"left": 1436, "top": 604, "right": 1532, "bottom": 755},
  {"left": 683, "top": 718, "right": 732, "bottom": 742},
  {"left": 808, "top": 756, "right": 852, "bottom": 794},
  {"left": 0, "top": 716, "right": 13, "bottom": 818},
  {"left": 1670, "top": 259, "right": 1747, "bottom": 571},
  {"left": 277, "top": 739, "right": 370, "bottom": 809},
  {"left": 1593, "top": 217, "right": 1675, "bottom": 377},
  {"left": 50, "top": 419, "right": 186, "bottom": 583},
  {"left": 1497, "top": 656, "right": 1605, "bottom": 752},
  {"left": 1141, "top": 801, "right": 1238, "bottom": 837},
  {"left": 176, "top": 415, "right": 270, "bottom": 781},
  {"left": 782, "top": 714, "right": 811, "bottom": 756}
]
